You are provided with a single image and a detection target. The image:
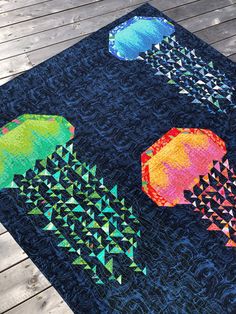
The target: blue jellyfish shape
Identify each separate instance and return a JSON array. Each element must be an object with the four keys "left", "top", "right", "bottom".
[
  {"left": 109, "top": 16, "right": 175, "bottom": 61},
  {"left": 109, "top": 16, "right": 235, "bottom": 113}
]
